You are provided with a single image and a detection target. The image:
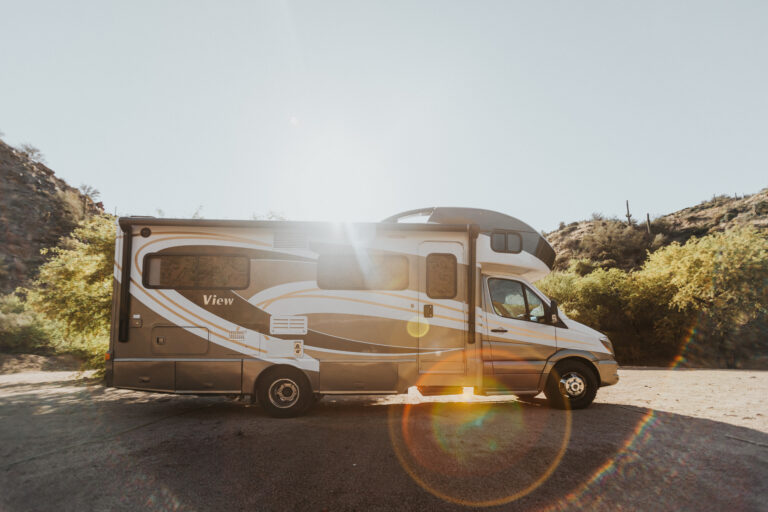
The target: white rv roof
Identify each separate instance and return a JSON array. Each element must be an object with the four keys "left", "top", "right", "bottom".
[{"left": 383, "top": 207, "right": 556, "bottom": 270}]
